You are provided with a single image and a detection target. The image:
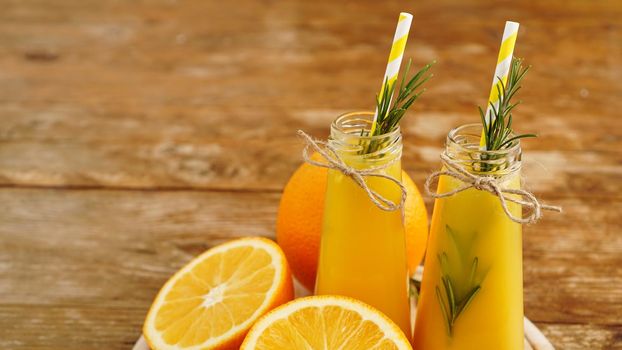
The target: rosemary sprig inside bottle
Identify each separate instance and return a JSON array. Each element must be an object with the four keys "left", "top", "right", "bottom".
[
  {"left": 435, "top": 225, "right": 485, "bottom": 337},
  {"left": 477, "top": 57, "right": 536, "bottom": 171},
  {"left": 361, "top": 59, "right": 434, "bottom": 154}
]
